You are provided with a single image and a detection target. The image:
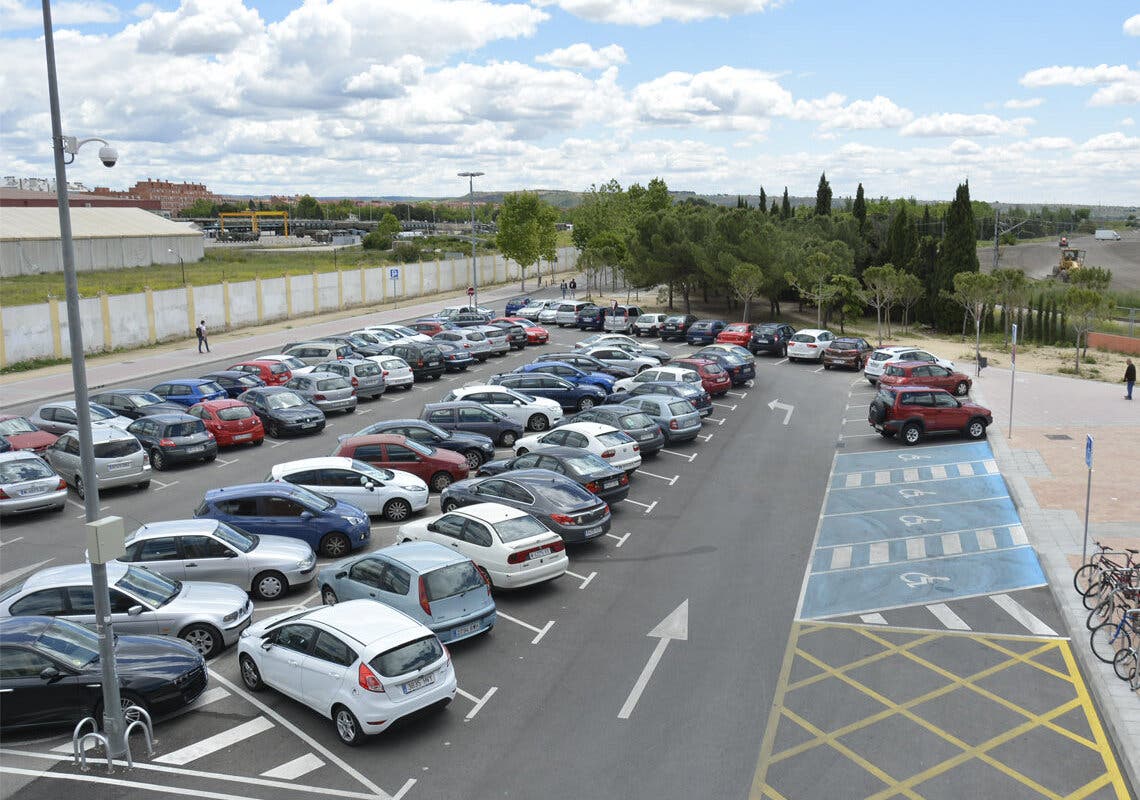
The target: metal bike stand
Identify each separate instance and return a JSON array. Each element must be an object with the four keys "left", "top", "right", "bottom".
[{"left": 123, "top": 705, "right": 156, "bottom": 762}]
